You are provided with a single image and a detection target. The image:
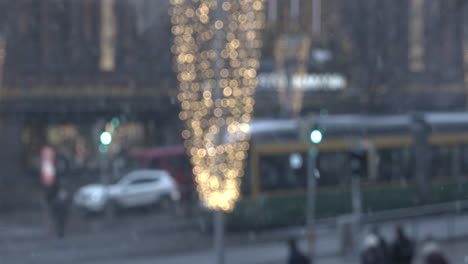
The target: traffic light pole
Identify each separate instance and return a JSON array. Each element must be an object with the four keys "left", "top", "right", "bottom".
[
  {"left": 100, "top": 152, "right": 112, "bottom": 221},
  {"left": 351, "top": 175, "right": 362, "bottom": 256},
  {"left": 351, "top": 176, "right": 362, "bottom": 219},
  {"left": 213, "top": 210, "right": 225, "bottom": 264},
  {"left": 349, "top": 145, "right": 364, "bottom": 257},
  {"left": 306, "top": 145, "right": 317, "bottom": 264}
]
